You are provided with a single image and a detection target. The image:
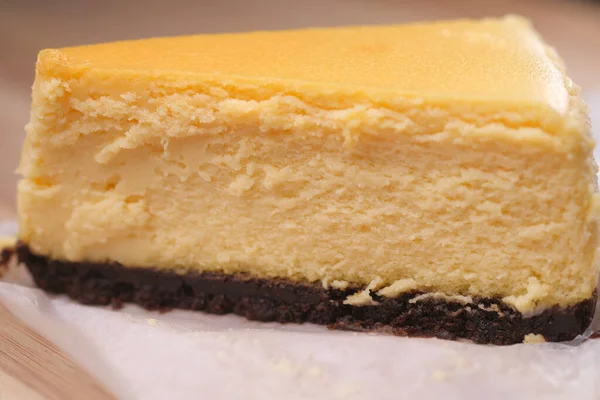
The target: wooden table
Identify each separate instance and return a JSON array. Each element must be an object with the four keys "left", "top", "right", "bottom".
[
  {"left": 0, "top": 0, "right": 599, "bottom": 398},
  {"left": 0, "top": 303, "right": 117, "bottom": 400}
]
